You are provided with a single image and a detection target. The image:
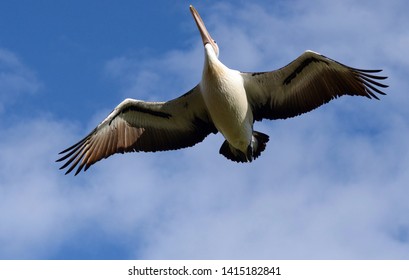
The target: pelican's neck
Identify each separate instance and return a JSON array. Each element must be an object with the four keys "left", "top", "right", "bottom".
[{"left": 203, "top": 43, "right": 225, "bottom": 77}]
